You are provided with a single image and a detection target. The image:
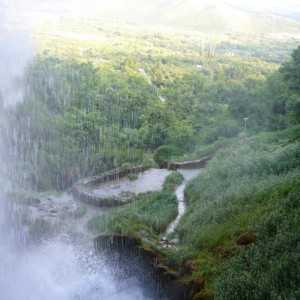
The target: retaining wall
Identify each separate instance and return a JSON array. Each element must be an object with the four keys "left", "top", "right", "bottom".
[
  {"left": 168, "top": 156, "right": 211, "bottom": 170},
  {"left": 72, "top": 165, "right": 148, "bottom": 207}
]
